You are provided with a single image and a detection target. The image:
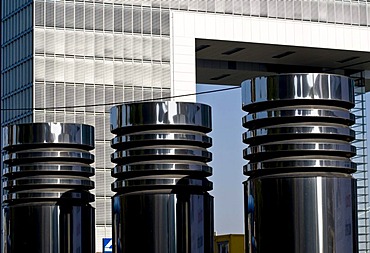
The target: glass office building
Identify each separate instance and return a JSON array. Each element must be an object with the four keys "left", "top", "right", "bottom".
[{"left": 2, "top": 1, "right": 370, "bottom": 252}]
